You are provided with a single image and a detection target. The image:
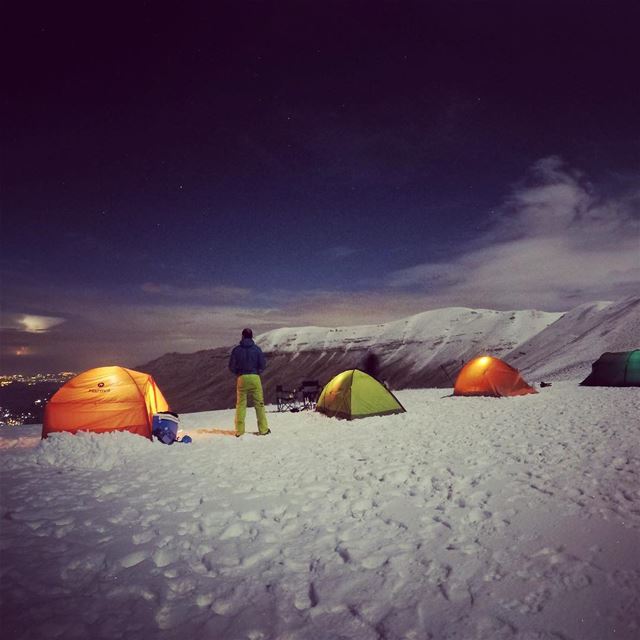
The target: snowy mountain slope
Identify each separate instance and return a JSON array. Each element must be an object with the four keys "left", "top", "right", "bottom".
[
  {"left": 508, "top": 297, "right": 640, "bottom": 380},
  {"left": 142, "top": 307, "right": 560, "bottom": 412},
  {"left": 258, "top": 306, "right": 559, "bottom": 359},
  {"left": 258, "top": 306, "right": 561, "bottom": 391}
]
